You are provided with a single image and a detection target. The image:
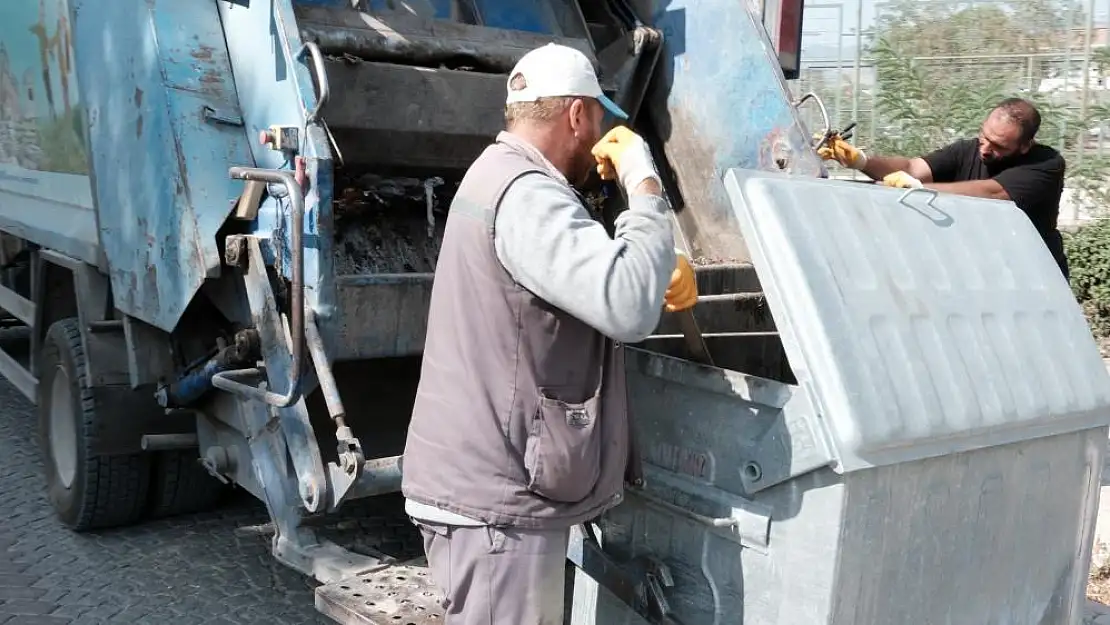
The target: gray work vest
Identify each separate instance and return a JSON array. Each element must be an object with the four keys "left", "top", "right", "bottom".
[{"left": 401, "top": 133, "right": 641, "bottom": 529}]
